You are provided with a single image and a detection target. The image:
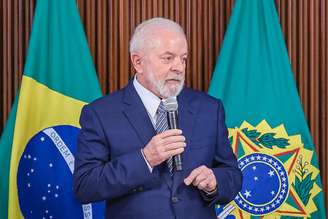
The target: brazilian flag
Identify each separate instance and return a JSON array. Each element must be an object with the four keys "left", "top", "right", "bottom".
[
  {"left": 209, "top": 0, "right": 326, "bottom": 218},
  {"left": 0, "top": 0, "right": 105, "bottom": 218}
]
